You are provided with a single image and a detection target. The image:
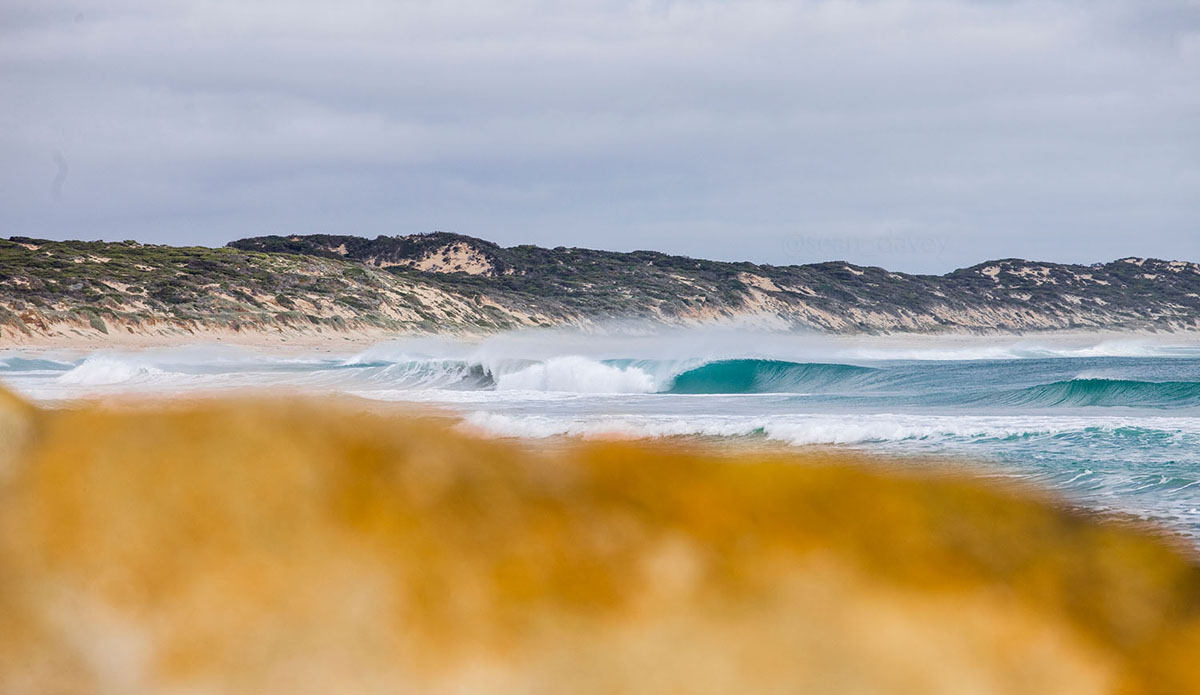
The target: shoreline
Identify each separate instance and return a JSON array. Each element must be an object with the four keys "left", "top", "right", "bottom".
[
  {"left": 3, "top": 325, "right": 1199, "bottom": 356},
  {"left": 0, "top": 326, "right": 414, "bottom": 354}
]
